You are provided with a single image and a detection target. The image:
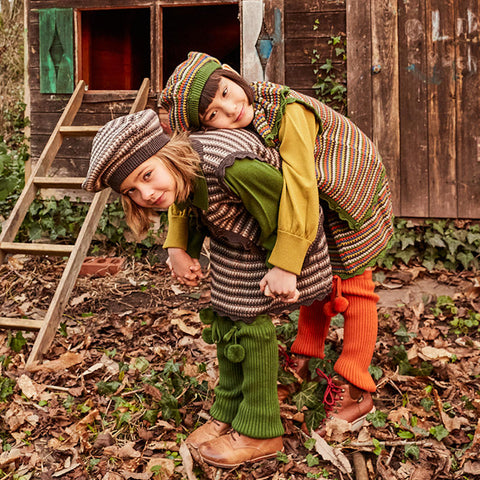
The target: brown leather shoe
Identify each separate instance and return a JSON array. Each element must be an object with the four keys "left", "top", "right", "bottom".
[
  {"left": 278, "top": 354, "right": 312, "bottom": 402},
  {"left": 198, "top": 431, "right": 284, "bottom": 468},
  {"left": 315, "top": 370, "right": 374, "bottom": 436},
  {"left": 185, "top": 419, "right": 230, "bottom": 450}
]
